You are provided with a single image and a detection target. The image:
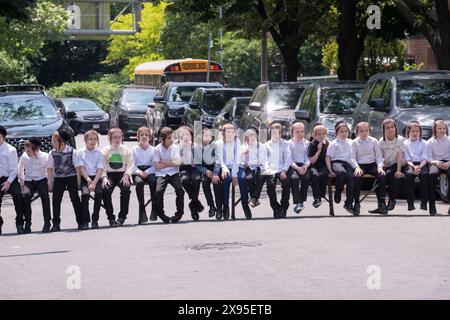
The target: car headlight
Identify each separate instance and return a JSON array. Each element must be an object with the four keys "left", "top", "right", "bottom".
[
  {"left": 202, "top": 115, "right": 215, "bottom": 123},
  {"left": 103, "top": 113, "right": 109, "bottom": 120}
]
